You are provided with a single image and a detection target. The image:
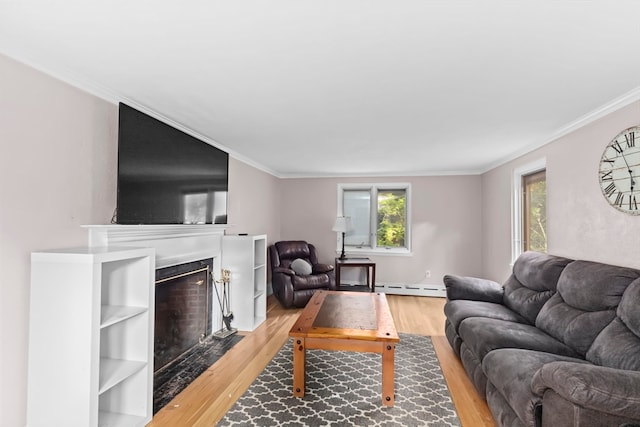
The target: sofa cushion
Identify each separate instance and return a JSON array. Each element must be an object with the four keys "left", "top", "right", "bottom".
[
  {"left": 586, "top": 278, "right": 640, "bottom": 370},
  {"left": 532, "top": 361, "right": 640, "bottom": 420},
  {"left": 459, "top": 317, "right": 579, "bottom": 360},
  {"left": 536, "top": 260, "right": 640, "bottom": 357},
  {"left": 620, "top": 278, "right": 640, "bottom": 338},
  {"left": 538, "top": 389, "right": 640, "bottom": 427},
  {"left": 503, "top": 252, "right": 573, "bottom": 324},
  {"left": 485, "top": 382, "right": 528, "bottom": 427},
  {"left": 444, "top": 299, "right": 528, "bottom": 332},
  {"left": 483, "top": 348, "right": 588, "bottom": 427},
  {"left": 290, "top": 258, "right": 312, "bottom": 275},
  {"left": 291, "top": 273, "right": 330, "bottom": 290},
  {"left": 444, "top": 274, "right": 504, "bottom": 303},
  {"left": 460, "top": 342, "right": 488, "bottom": 397},
  {"left": 445, "top": 319, "right": 463, "bottom": 356}
]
